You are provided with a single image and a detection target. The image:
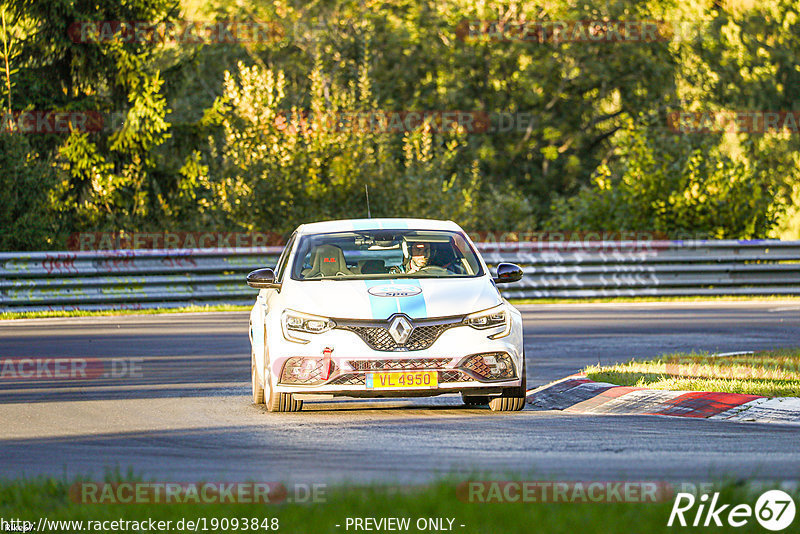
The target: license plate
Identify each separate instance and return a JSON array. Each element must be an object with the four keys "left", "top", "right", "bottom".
[{"left": 366, "top": 371, "right": 438, "bottom": 389}]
